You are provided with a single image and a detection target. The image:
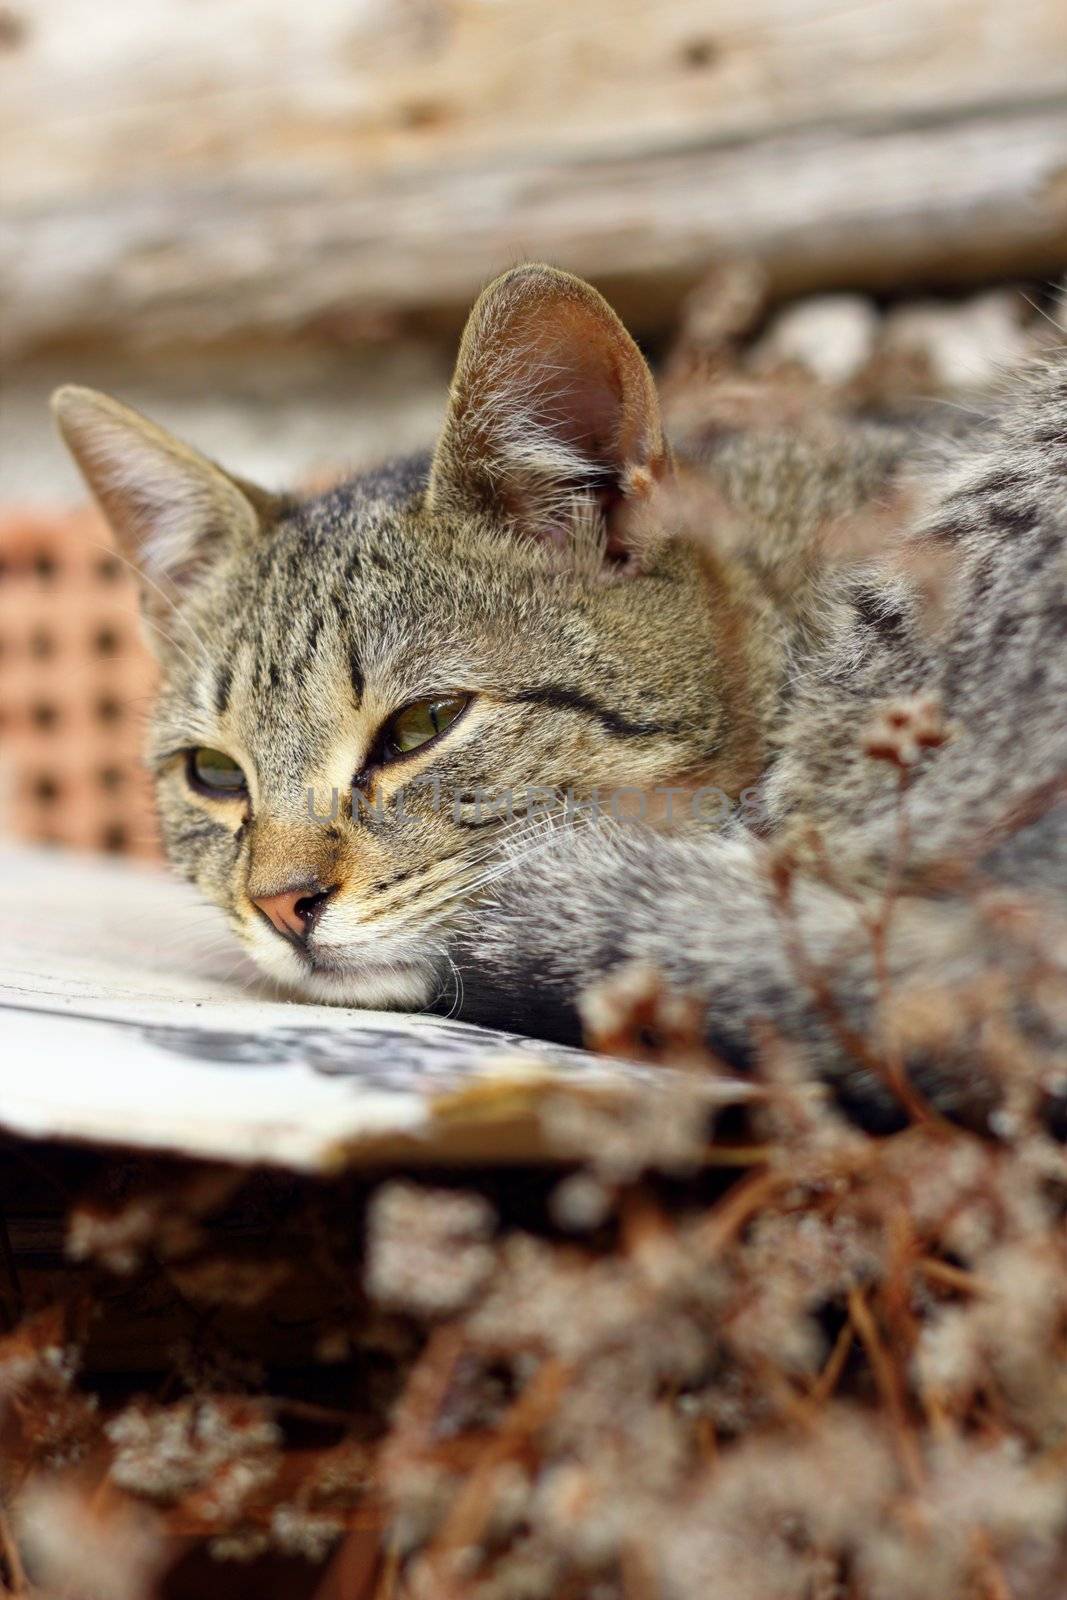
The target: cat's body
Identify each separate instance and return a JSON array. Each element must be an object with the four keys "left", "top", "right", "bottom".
[{"left": 53, "top": 266, "right": 1067, "bottom": 1121}]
